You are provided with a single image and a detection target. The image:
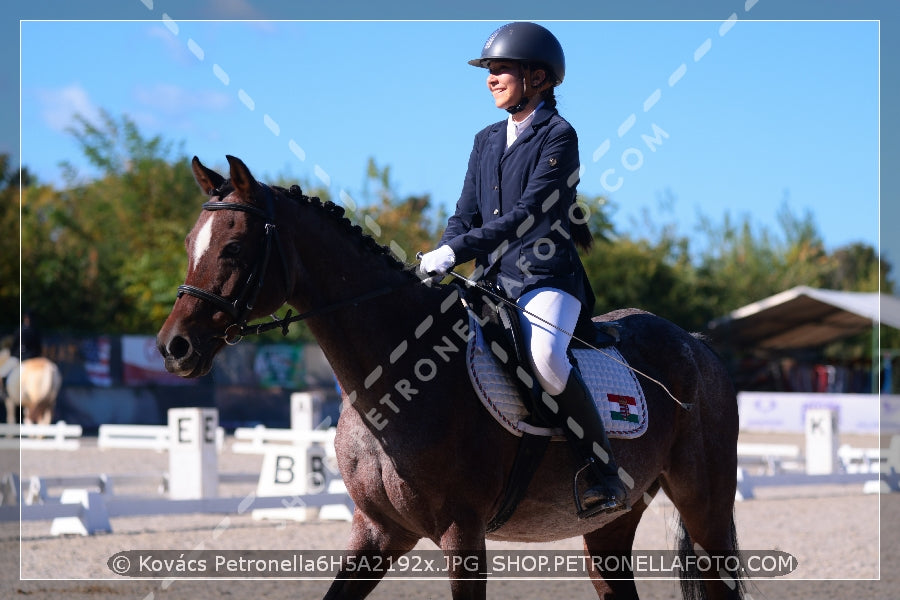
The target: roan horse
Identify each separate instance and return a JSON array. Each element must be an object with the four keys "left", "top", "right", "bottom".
[
  {"left": 0, "top": 349, "right": 62, "bottom": 425},
  {"left": 157, "top": 156, "right": 744, "bottom": 600}
]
